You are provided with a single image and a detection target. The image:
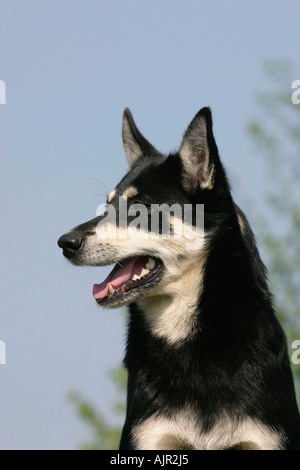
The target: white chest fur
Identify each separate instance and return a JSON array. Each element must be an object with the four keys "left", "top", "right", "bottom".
[{"left": 132, "top": 410, "right": 284, "bottom": 450}]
